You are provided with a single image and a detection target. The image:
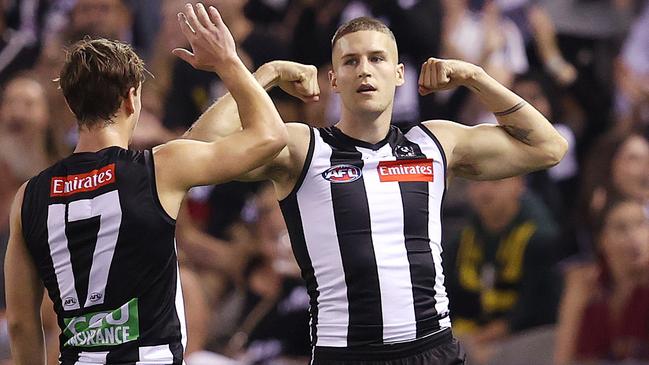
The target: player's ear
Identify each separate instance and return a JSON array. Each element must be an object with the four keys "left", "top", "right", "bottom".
[
  {"left": 124, "top": 87, "right": 137, "bottom": 115},
  {"left": 396, "top": 63, "right": 405, "bottom": 87},
  {"left": 328, "top": 69, "right": 339, "bottom": 93}
]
